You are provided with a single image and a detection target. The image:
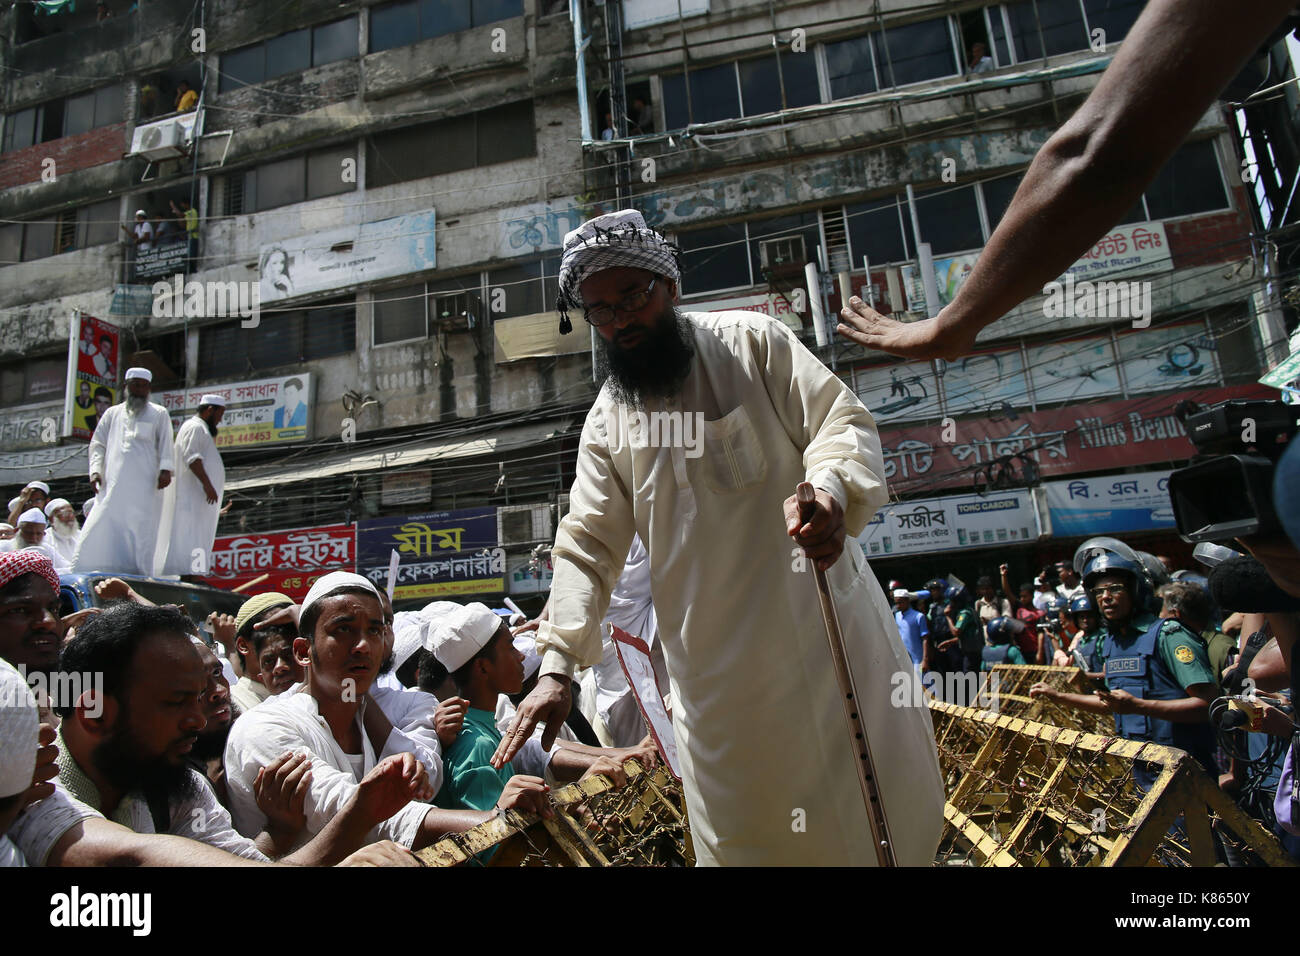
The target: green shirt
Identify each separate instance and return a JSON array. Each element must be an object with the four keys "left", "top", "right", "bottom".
[
  {"left": 434, "top": 707, "right": 514, "bottom": 812},
  {"left": 954, "top": 608, "right": 982, "bottom": 654},
  {"left": 1097, "top": 613, "right": 1217, "bottom": 691}
]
